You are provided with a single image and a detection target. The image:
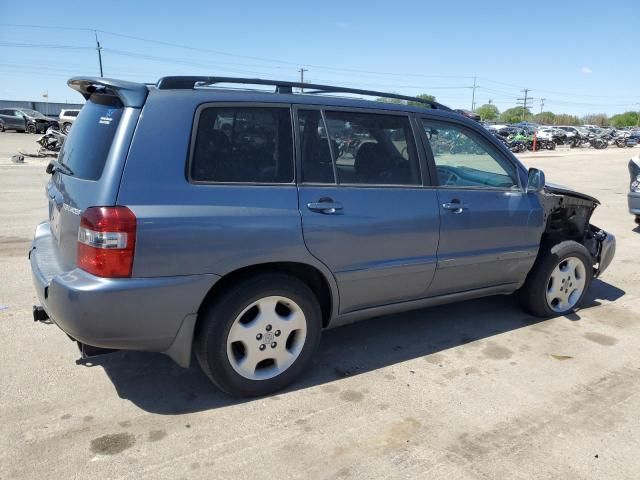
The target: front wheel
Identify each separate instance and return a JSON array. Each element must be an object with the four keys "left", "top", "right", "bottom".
[
  {"left": 61, "top": 123, "right": 71, "bottom": 134},
  {"left": 26, "top": 124, "right": 36, "bottom": 134},
  {"left": 195, "top": 273, "right": 322, "bottom": 397},
  {"left": 517, "top": 240, "right": 593, "bottom": 317}
]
